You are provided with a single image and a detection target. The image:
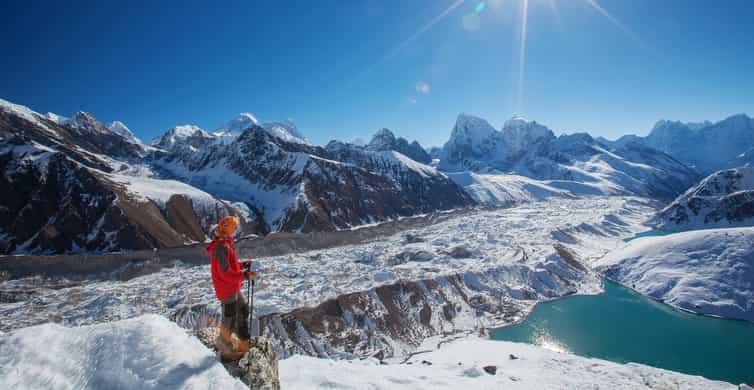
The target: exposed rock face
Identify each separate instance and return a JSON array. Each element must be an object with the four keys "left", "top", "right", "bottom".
[
  {"left": 0, "top": 102, "right": 257, "bottom": 254},
  {"left": 155, "top": 125, "right": 473, "bottom": 233},
  {"left": 366, "top": 128, "right": 432, "bottom": 164},
  {"left": 654, "top": 167, "right": 754, "bottom": 230}
]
